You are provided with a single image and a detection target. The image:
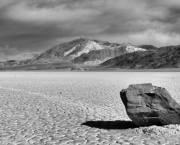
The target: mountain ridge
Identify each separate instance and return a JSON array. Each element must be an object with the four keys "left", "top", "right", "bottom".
[
  {"left": 101, "top": 45, "right": 180, "bottom": 69},
  {"left": 20, "top": 38, "right": 147, "bottom": 65},
  {"left": 0, "top": 38, "right": 179, "bottom": 70}
]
